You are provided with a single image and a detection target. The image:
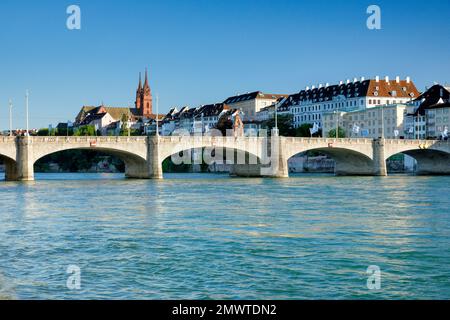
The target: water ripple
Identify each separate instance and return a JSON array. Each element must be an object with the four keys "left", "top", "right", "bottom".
[{"left": 1, "top": 173, "right": 450, "bottom": 299}]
